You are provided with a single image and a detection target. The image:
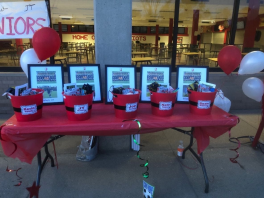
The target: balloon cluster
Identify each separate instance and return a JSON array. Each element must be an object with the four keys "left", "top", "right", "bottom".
[
  {"left": 218, "top": 46, "right": 264, "bottom": 102},
  {"left": 20, "top": 27, "right": 61, "bottom": 77}
]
